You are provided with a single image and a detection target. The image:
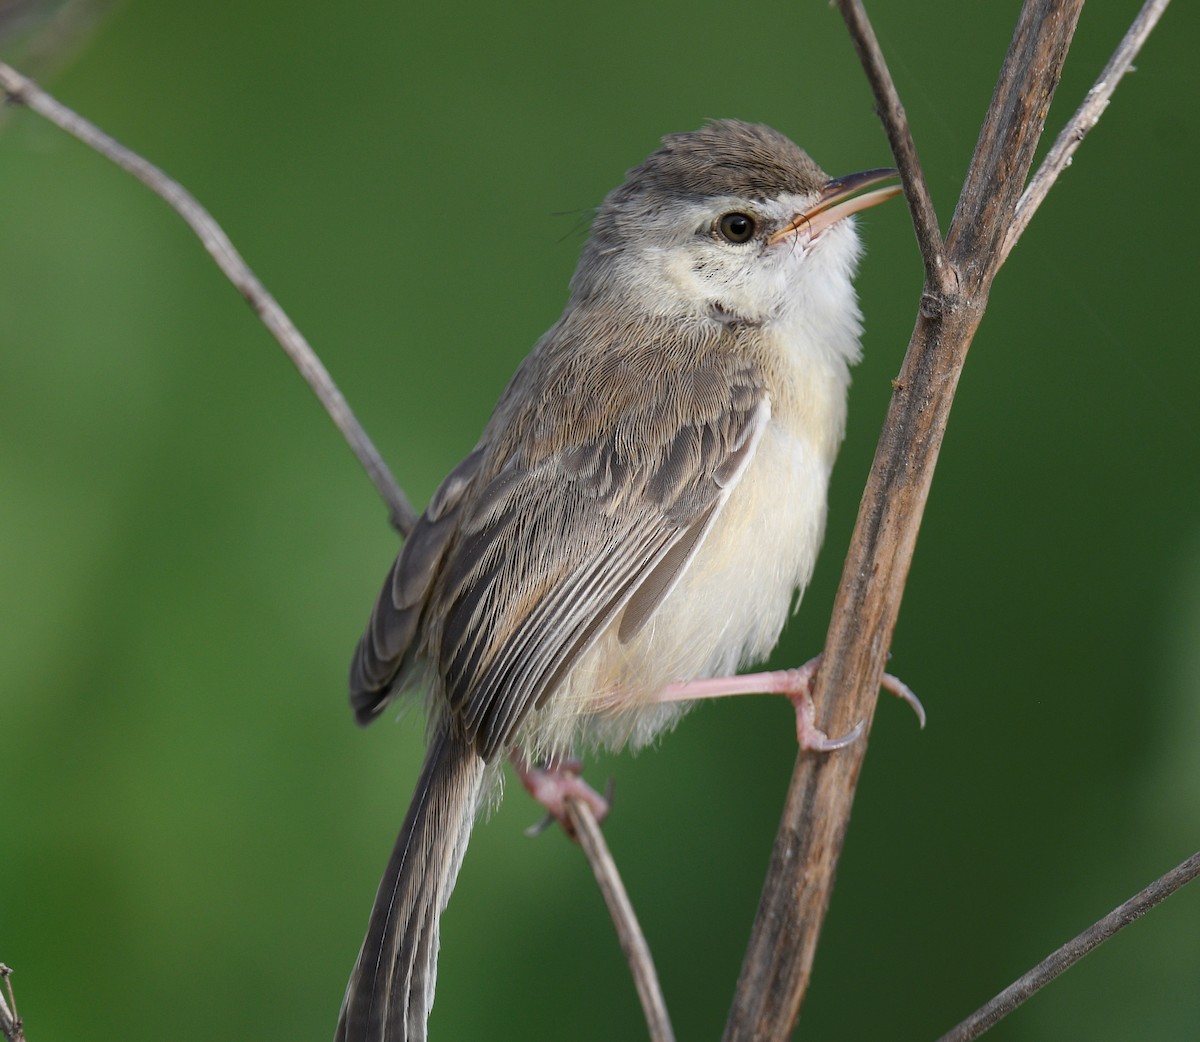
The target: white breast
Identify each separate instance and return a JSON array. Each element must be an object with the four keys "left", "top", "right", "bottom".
[
  {"left": 535, "top": 361, "right": 847, "bottom": 758},
  {"left": 642, "top": 393, "right": 837, "bottom": 673}
]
